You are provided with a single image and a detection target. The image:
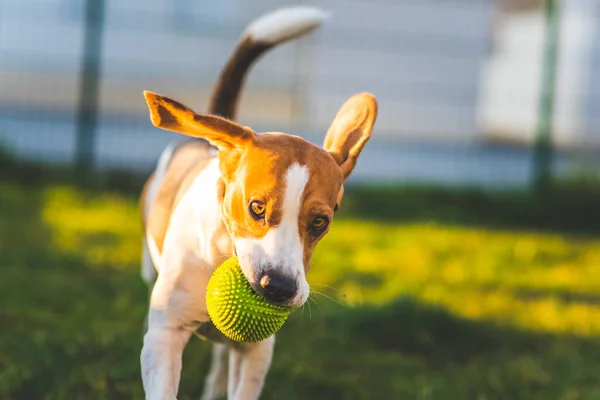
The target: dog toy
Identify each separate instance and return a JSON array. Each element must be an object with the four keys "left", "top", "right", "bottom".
[{"left": 206, "top": 257, "right": 291, "bottom": 343}]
